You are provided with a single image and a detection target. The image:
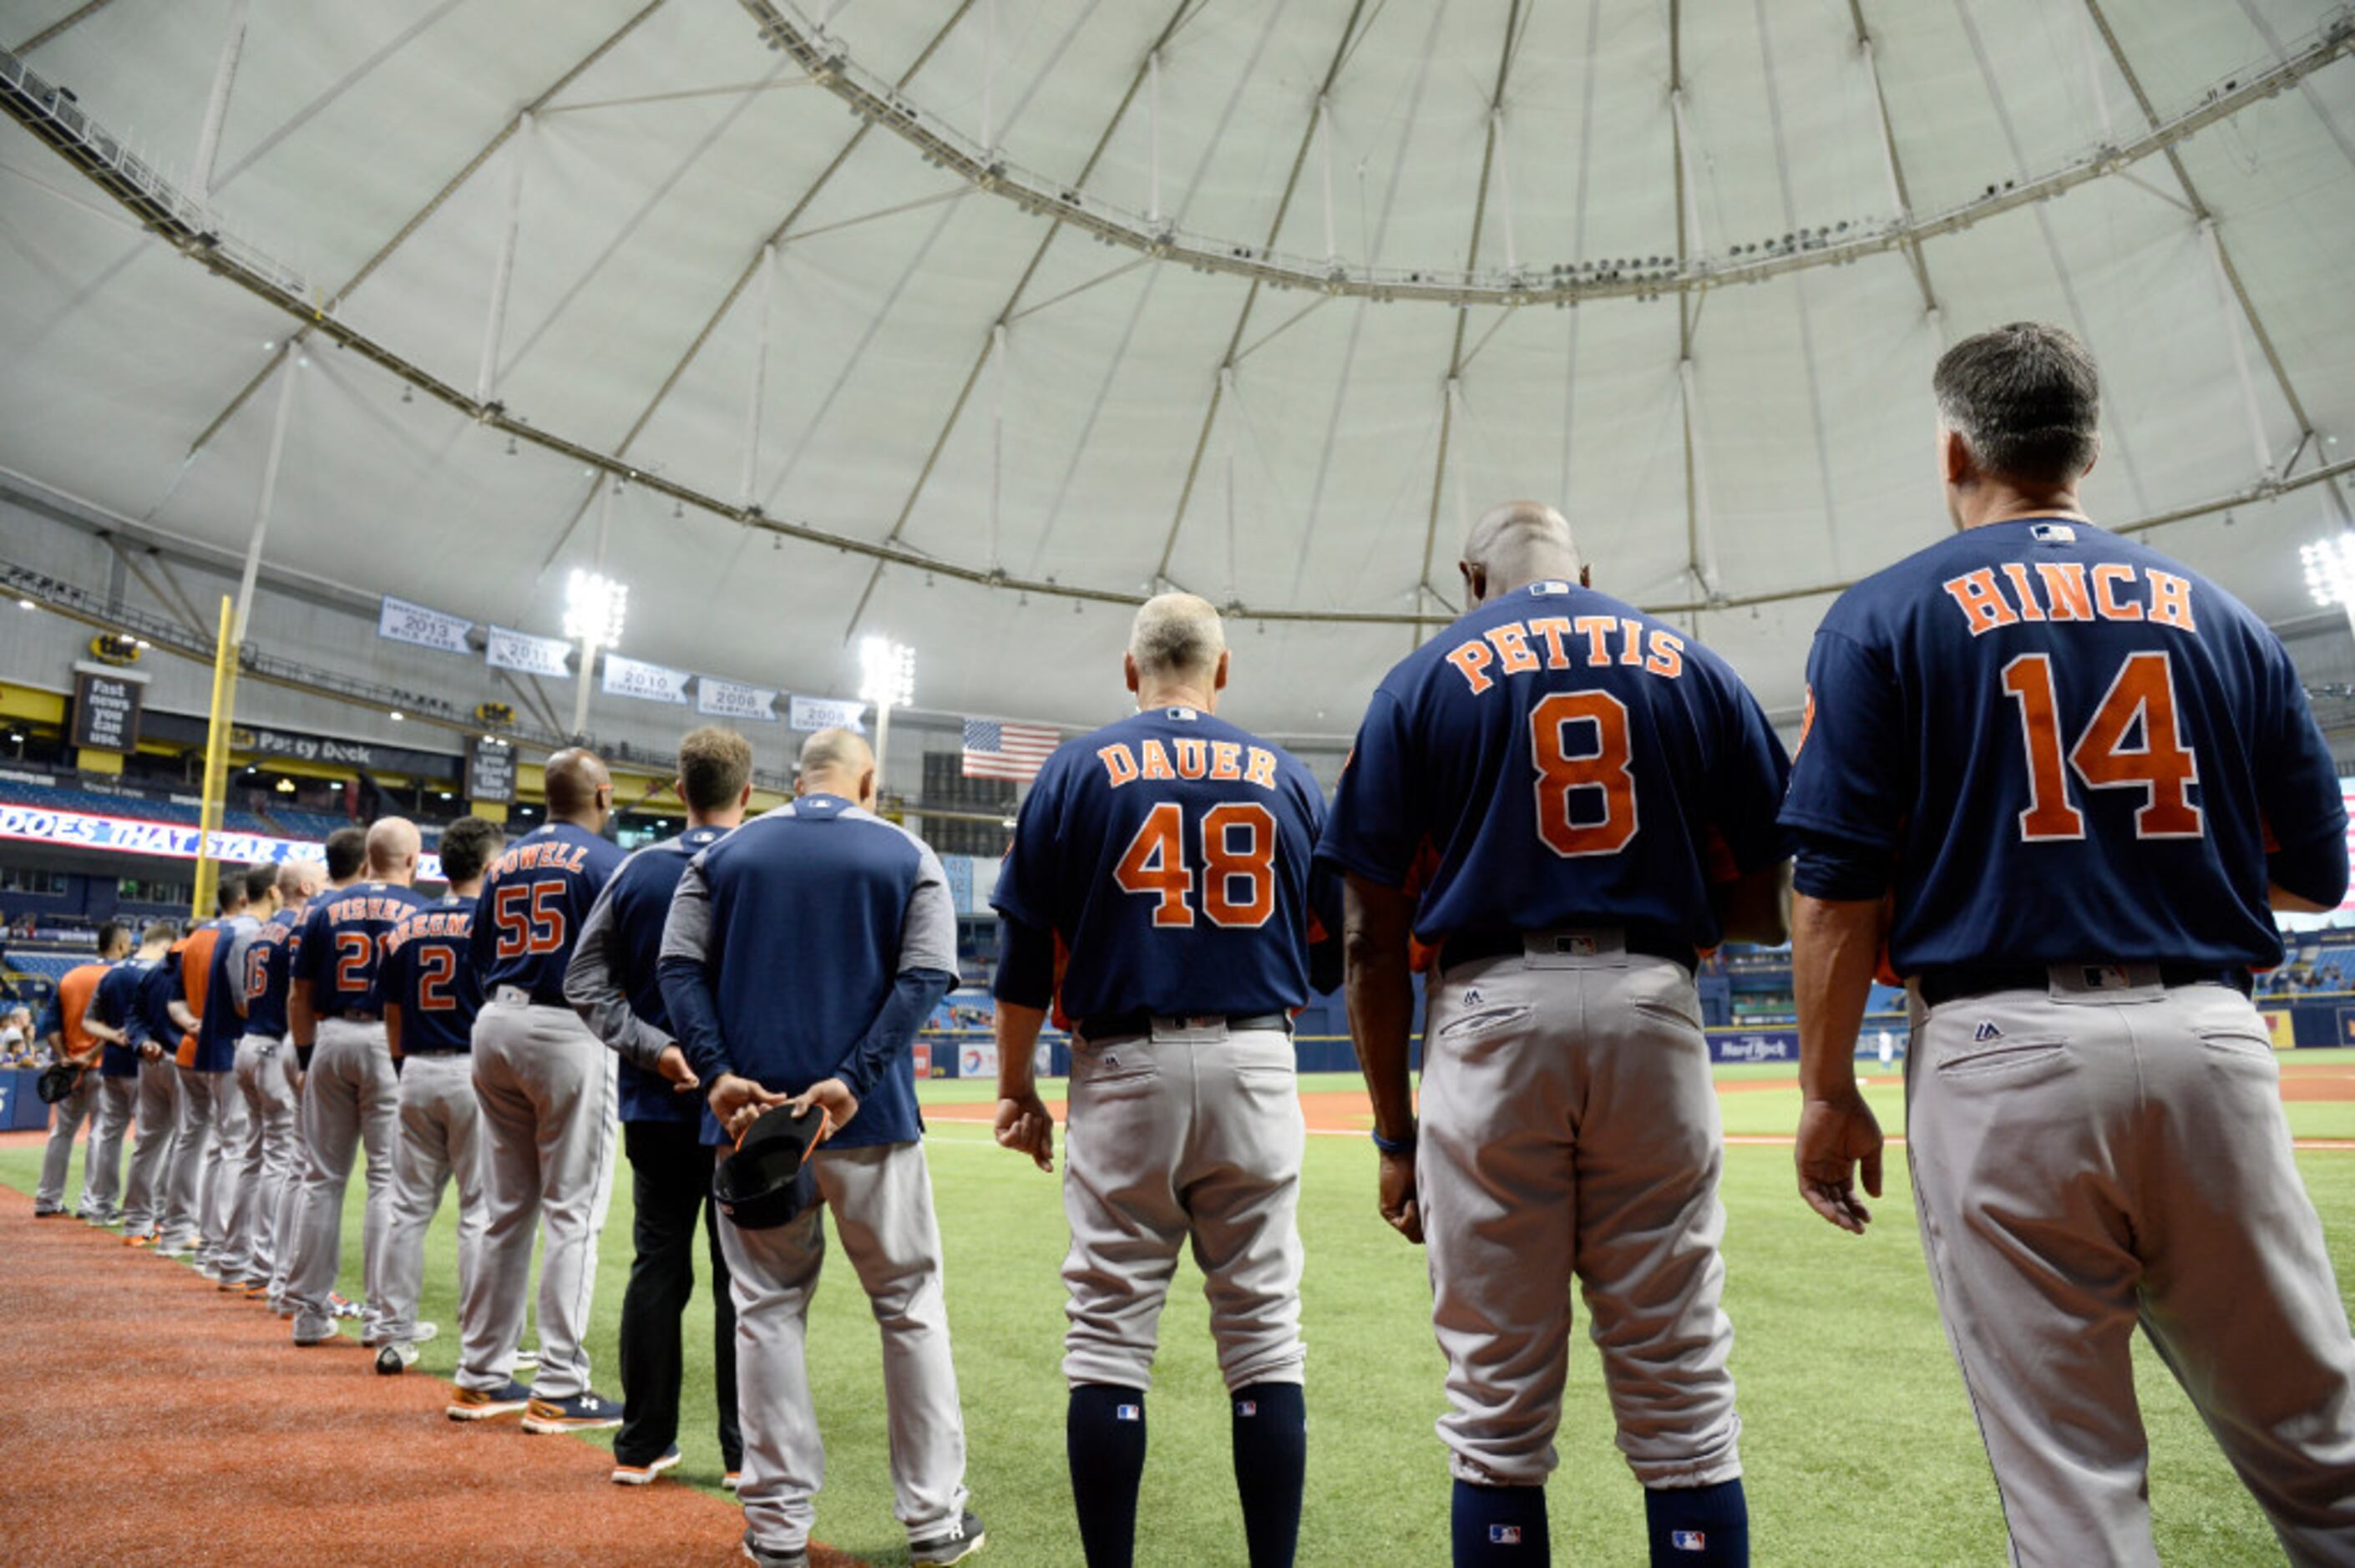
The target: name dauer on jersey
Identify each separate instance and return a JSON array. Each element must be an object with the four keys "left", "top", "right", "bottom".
[{"left": 994, "top": 705, "right": 1339, "bottom": 1028}]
